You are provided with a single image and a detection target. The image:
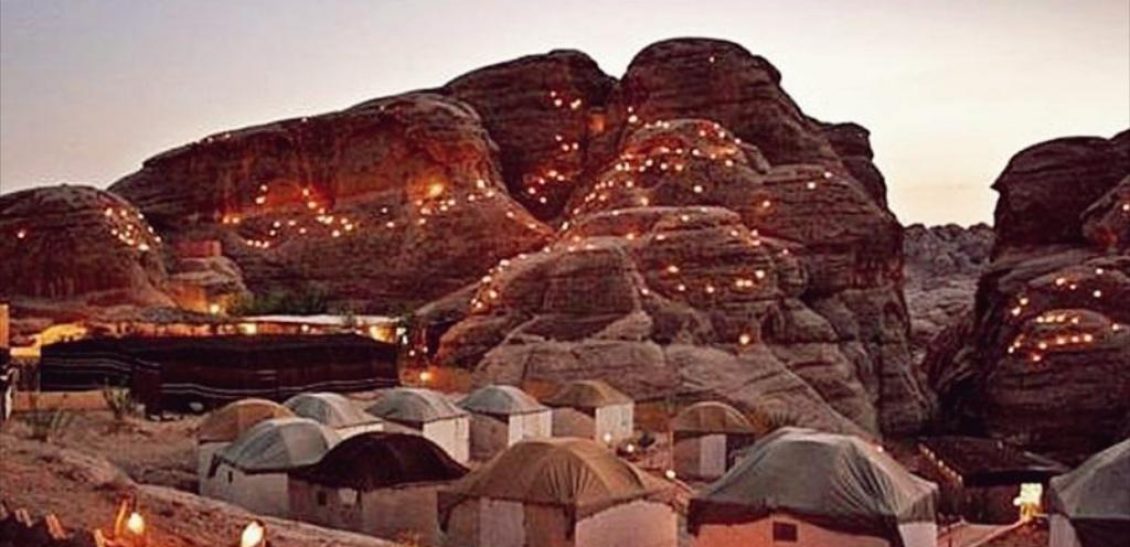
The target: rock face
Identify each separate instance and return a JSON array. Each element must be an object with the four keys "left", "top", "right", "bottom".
[
  {"left": 0, "top": 185, "right": 172, "bottom": 315},
  {"left": 903, "top": 223, "right": 994, "bottom": 360},
  {"left": 924, "top": 131, "right": 1130, "bottom": 462},
  {"left": 435, "top": 38, "right": 931, "bottom": 436},
  {"left": 111, "top": 93, "right": 552, "bottom": 312}
]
